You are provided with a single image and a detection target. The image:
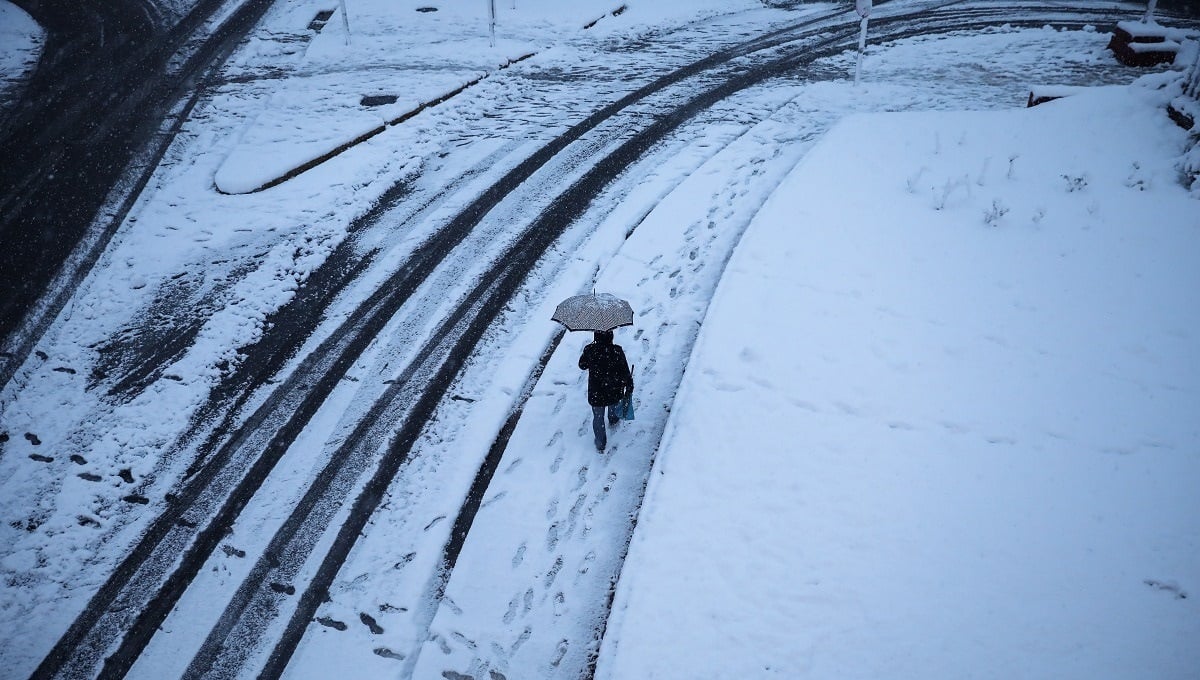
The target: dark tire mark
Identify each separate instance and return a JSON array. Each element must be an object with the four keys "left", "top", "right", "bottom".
[
  {"left": 77, "top": 16, "right": 879, "bottom": 675},
  {"left": 91, "top": 257, "right": 263, "bottom": 398},
  {"left": 268, "top": 9, "right": 1112, "bottom": 674},
  {"left": 0, "top": 0, "right": 284, "bottom": 393},
  {"left": 31, "top": 4, "right": 1159, "bottom": 679},
  {"left": 54, "top": 0, "right": 877, "bottom": 406},
  {"left": 192, "top": 11, "right": 915, "bottom": 676}
]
